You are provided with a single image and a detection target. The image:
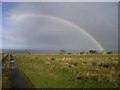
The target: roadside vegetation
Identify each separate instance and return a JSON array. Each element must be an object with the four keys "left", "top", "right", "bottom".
[
  {"left": 14, "top": 54, "right": 119, "bottom": 88},
  {"left": 0, "top": 54, "right": 2, "bottom": 88},
  {"left": 0, "top": 54, "right": 2, "bottom": 61},
  {"left": 2, "top": 54, "right": 11, "bottom": 88},
  {"left": 2, "top": 71, "right": 10, "bottom": 88}
]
